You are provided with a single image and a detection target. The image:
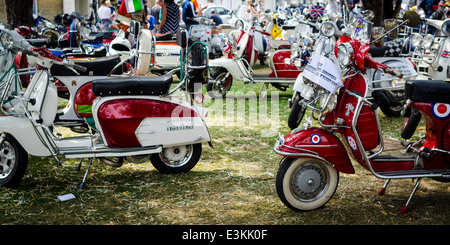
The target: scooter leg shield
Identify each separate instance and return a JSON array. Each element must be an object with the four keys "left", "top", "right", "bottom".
[
  {"left": 0, "top": 117, "right": 52, "bottom": 156},
  {"left": 276, "top": 127, "right": 355, "bottom": 174}
]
